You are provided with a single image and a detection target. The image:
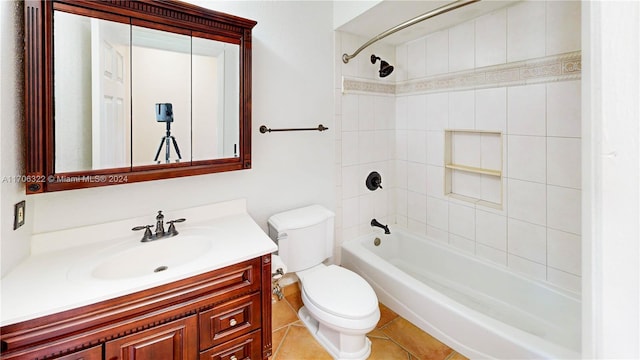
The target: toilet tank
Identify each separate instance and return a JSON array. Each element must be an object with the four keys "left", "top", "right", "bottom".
[{"left": 267, "top": 205, "right": 335, "bottom": 272}]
